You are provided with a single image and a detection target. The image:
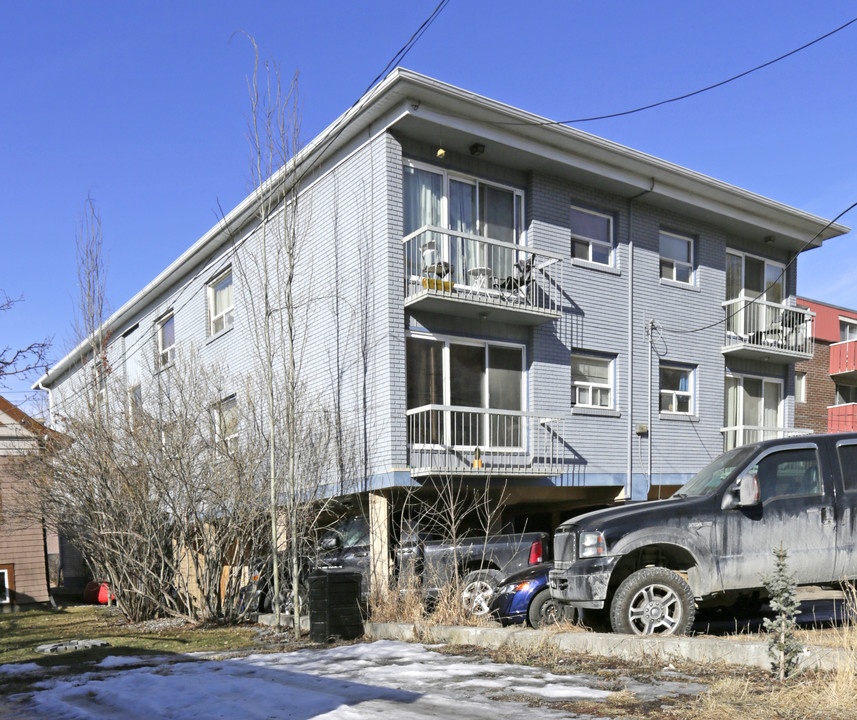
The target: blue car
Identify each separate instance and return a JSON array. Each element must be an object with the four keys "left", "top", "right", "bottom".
[{"left": 490, "top": 562, "right": 565, "bottom": 629}]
